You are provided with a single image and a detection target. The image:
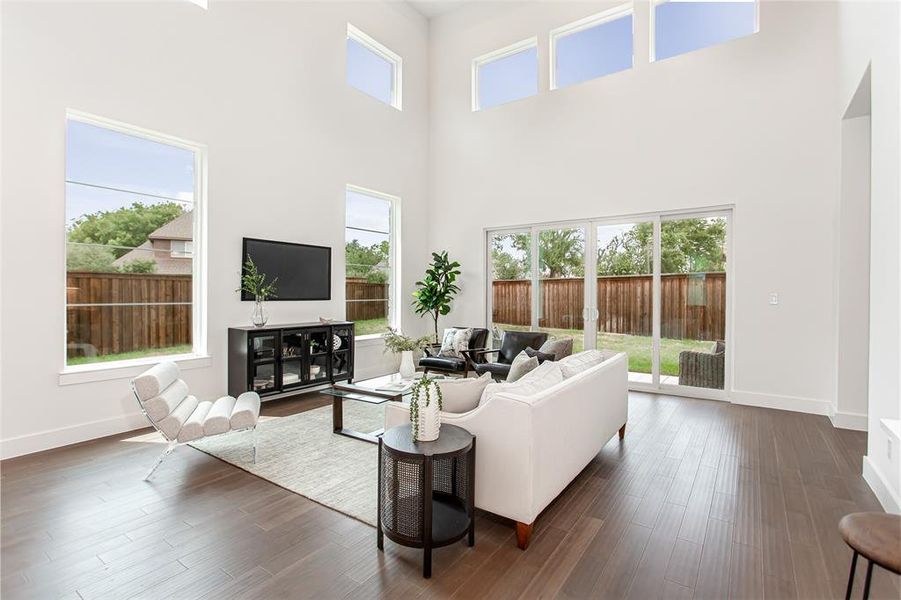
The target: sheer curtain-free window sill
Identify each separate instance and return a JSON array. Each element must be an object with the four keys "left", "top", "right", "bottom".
[{"left": 59, "top": 353, "right": 211, "bottom": 386}]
